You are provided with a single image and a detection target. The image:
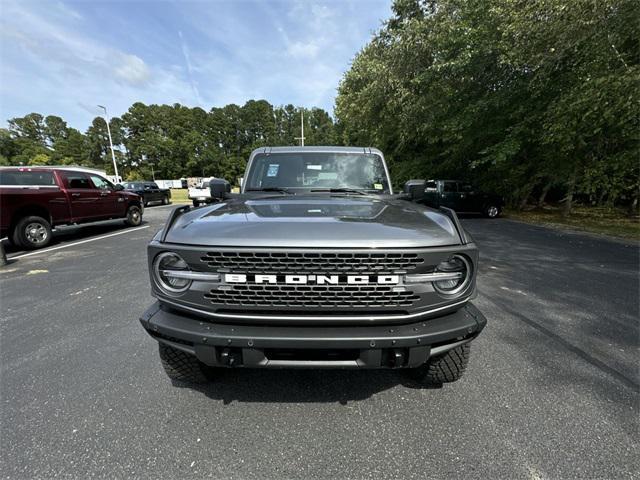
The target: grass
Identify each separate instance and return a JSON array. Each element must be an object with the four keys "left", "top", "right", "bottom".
[
  {"left": 170, "top": 188, "right": 190, "bottom": 203},
  {"left": 505, "top": 205, "right": 640, "bottom": 241}
]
